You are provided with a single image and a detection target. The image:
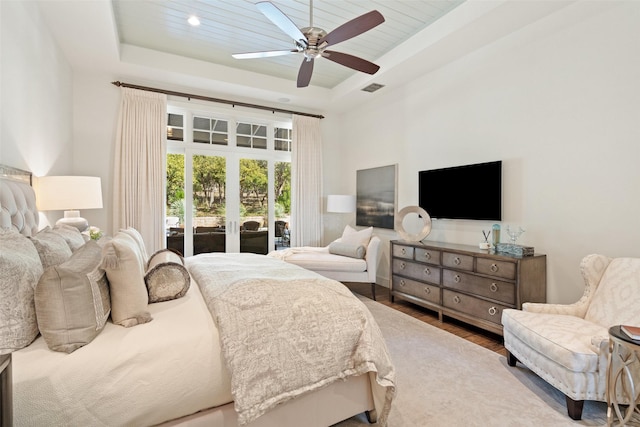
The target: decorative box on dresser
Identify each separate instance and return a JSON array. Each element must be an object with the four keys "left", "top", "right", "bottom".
[{"left": 390, "top": 240, "right": 546, "bottom": 335}]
